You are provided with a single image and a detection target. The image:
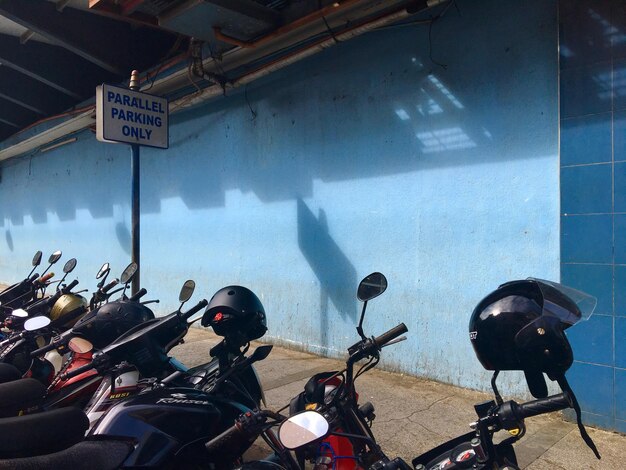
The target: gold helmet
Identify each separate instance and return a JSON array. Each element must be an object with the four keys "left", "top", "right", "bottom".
[{"left": 49, "top": 294, "right": 88, "bottom": 328}]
